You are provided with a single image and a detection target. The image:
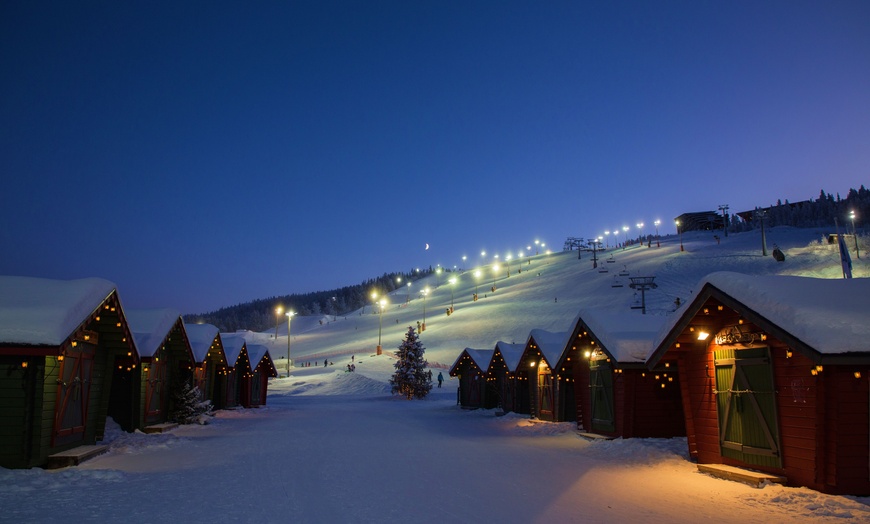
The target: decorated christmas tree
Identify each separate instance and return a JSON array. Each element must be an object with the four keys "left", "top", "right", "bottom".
[
  {"left": 170, "top": 382, "right": 214, "bottom": 424},
  {"left": 390, "top": 326, "right": 432, "bottom": 400}
]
